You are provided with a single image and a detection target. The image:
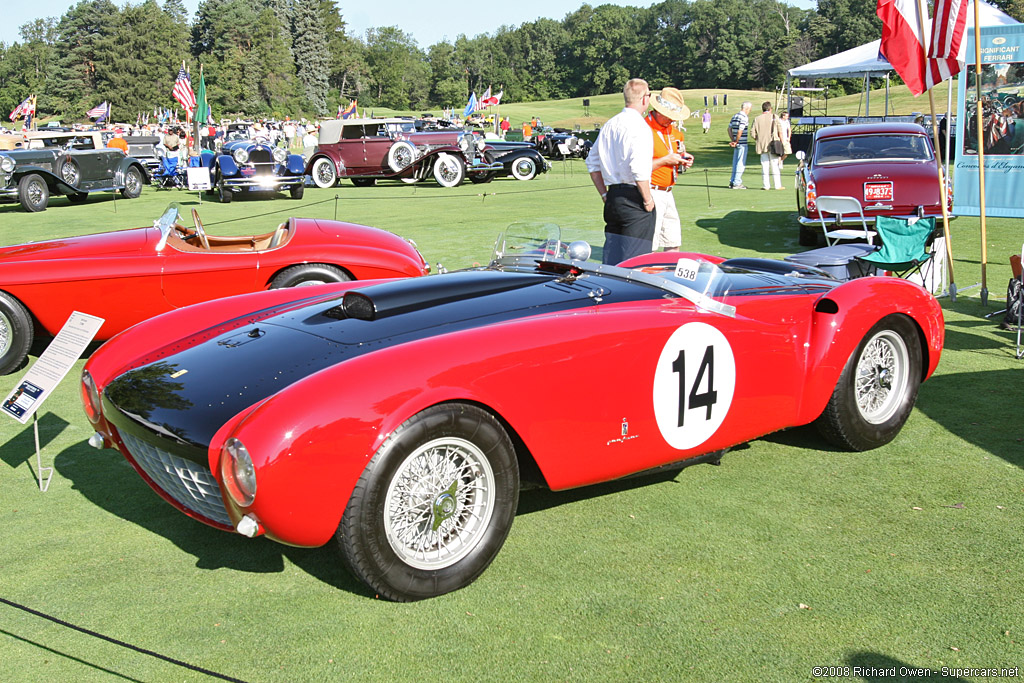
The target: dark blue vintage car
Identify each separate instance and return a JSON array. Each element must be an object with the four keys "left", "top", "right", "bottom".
[{"left": 209, "top": 139, "right": 305, "bottom": 203}]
